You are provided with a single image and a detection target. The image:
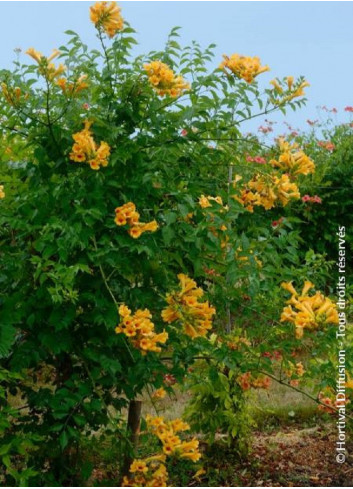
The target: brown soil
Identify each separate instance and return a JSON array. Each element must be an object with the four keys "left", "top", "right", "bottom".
[{"left": 223, "top": 426, "right": 352, "bottom": 487}]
